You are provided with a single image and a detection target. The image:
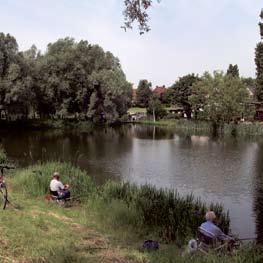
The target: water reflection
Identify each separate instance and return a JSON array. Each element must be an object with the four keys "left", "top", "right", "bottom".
[
  {"left": 0, "top": 125, "right": 262, "bottom": 239},
  {"left": 131, "top": 124, "right": 175, "bottom": 140}
]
